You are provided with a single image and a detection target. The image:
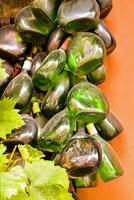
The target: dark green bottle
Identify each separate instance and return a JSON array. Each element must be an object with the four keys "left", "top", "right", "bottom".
[
  {"left": 32, "top": 101, "right": 48, "bottom": 139},
  {"left": 32, "top": 88, "right": 47, "bottom": 104},
  {"left": 31, "top": 52, "right": 47, "bottom": 76},
  {"left": 69, "top": 73, "right": 88, "bottom": 88},
  {"left": 41, "top": 70, "right": 70, "bottom": 119},
  {"left": 86, "top": 123, "right": 123, "bottom": 182},
  {"left": 93, "top": 20, "right": 116, "bottom": 55},
  {"left": 47, "top": 28, "right": 67, "bottom": 53},
  {"left": 95, "top": 111, "right": 124, "bottom": 141},
  {"left": 67, "top": 32, "right": 106, "bottom": 76},
  {"left": 0, "top": 59, "right": 13, "bottom": 97},
  {"left": 57, "top": 0, "right": 100, "bottom": 33},
  {"left": 96, "top": 0, "right": 113, "bottom": 19},
  {"left": 2, "top": 57, "right": 34, "bottom": 112},
  {"left": 33, "top": 49, "right": 66, "bottom": 91},
  {"left": 87, "top": 65, "right": 106, "bottom": 85},
  {"left": 60, "top": 126, "right": 102, "bottom": 178},
  {"left": 15, "top": 6, "right": 51, "bottom": 45},
  {"left": 0, "top": 25, "right": 27, "bottom": 61},
  {"left": 67, "top": 81, "right": 109, "bottom": 124},
  {"left": 69, "top": 73, "right": 78, "bottom": 88},
  {"left": 74, "top": 174, "right": 97, "bottom": 188},
  {"left": 31, "top": 0, "right": 60, "bottom": 28},
  {"left": 4, "top": 114, "right": 38, "bottom": 145},
  {"left": 38, "top": 109, "right": 75, "bottom": 153}
]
